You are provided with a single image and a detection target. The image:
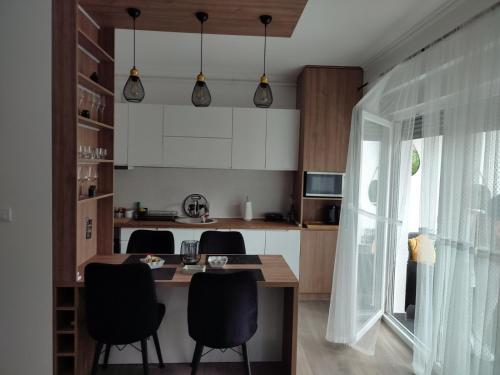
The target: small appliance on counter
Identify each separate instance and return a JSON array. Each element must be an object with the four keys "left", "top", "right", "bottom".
[
  {"left": 134, "top": 210, "right": 178, "bottom": 222},
  {"left": 264, "top": 212, "right": 284, "bottom": 222},
  {"left": 243, "top": 196, "right": 253, "bottom": 221},
  {"left": 326, "top": 204, "right": 341, "bottom": 225}
]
